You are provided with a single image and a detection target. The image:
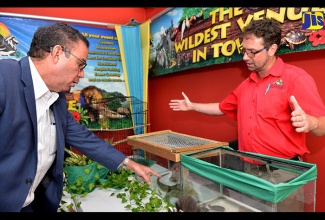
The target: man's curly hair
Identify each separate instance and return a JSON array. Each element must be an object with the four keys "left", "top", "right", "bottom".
[{"left": 243, "top": 19, "right": 282, "bottom": 52}]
